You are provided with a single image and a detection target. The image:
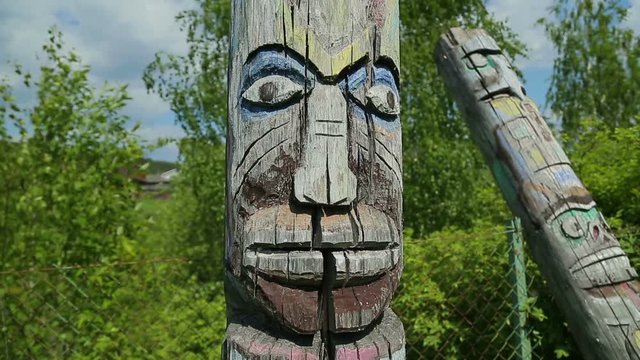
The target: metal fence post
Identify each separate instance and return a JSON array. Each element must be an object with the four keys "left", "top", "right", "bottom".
[{"left": 508, "top": 218, "right": 532, "bottom": 360}]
